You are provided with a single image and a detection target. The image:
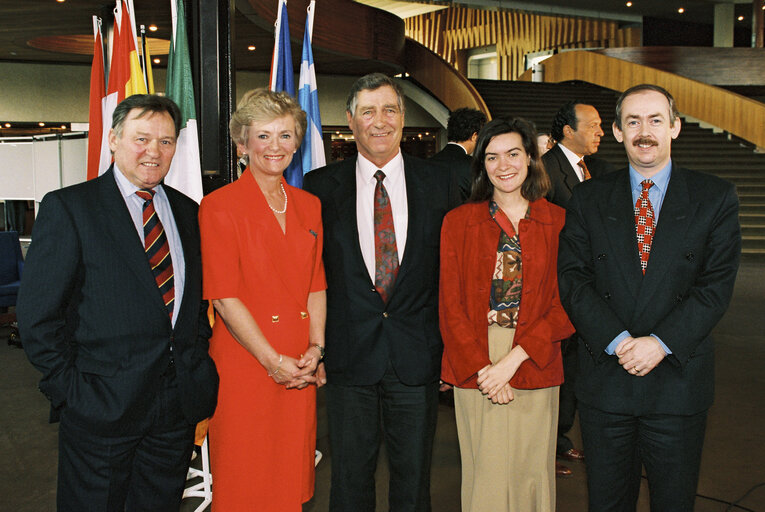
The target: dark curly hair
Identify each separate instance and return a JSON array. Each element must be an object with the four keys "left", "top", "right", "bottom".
[
  {"left": 446, "top": 108, "right": 487, "bottom": 142},
  {"left": 469, "top": 116, "right": 550, "bottom": 203}
]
